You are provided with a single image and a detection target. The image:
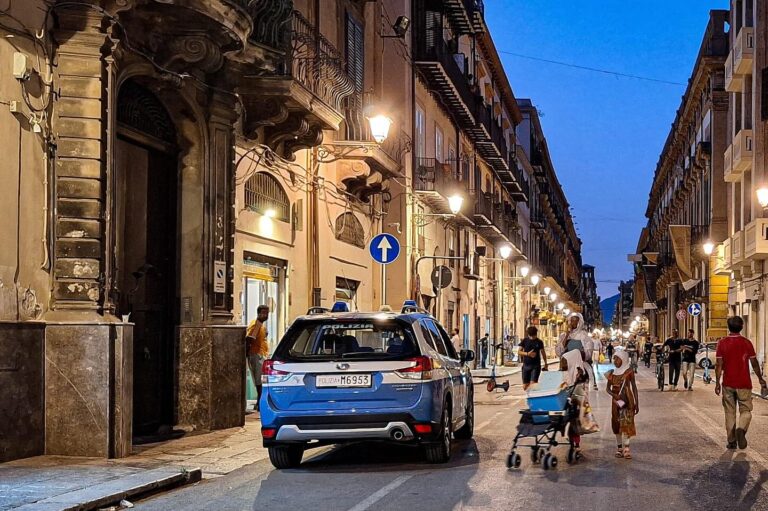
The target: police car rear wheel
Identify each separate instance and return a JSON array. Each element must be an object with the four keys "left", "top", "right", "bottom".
[
  {"left": 268, "top": 444, "right": 304, "bottom": 469},
  {"left": 425, "top": 405, "right": 452, "bottom": 463}
]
